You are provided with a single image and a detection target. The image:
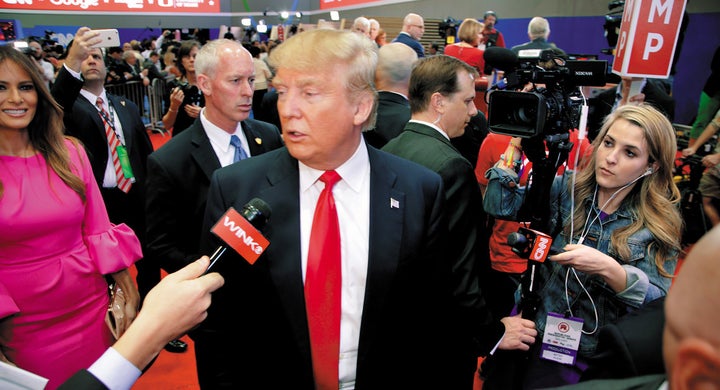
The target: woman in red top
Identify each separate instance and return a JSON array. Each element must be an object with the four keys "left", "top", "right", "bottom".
[{"left": 443, "top": 18, "right": 485, "bottom": 75}]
